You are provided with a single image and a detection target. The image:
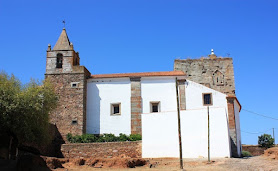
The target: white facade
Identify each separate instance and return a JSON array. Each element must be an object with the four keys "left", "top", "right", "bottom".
[
  {"left": 142, "top": 80, "right": 232, "bottom": 158},
  {"left": 86, "top": 76, "right": 179, "bottom": 135},
  {"left": 141, "top": 77, "right": 177, "bottom": 114},
  {"left": 185, "top": 80, "right": 228, "bottom": 110},
  {"left": 86, "top": 78, "right": 131, "bottom": 135},
  {"left": 142, "top": 108, "right": 230, "bottom": 158},
  {"left": 86, "top": 76, "right": 241, "bottom": 158}
]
